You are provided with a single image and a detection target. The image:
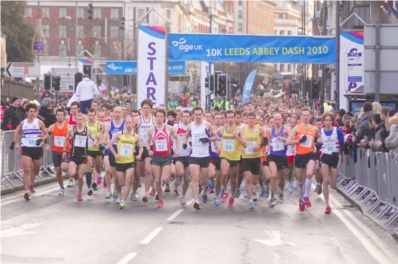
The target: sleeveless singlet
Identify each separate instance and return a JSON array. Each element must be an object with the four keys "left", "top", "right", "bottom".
[
  {"left": 242, "top": 124, "right": 262, "bottom": 159},
  {"left": 87, "top": 120, "right": 100, "bottom": 151},
  {"left": 295, "top": 124, "right": 316, "bottom": 155},
  {"left": 52, "top": 122, "right": 70, "bottom": 153},
  {"left": 21, "top": 118, "right": 42, "bottom": 148},
  {"left": 138, "top": 115, "right": 153, "bottom": 148},
  {"left": 117, "top": 131, "right": 136, "bottom": 164},
  {"left": 270, "top": 126, "right": 287, "bottom": 156},
  {"left": 71, "top": 126, "right": 88, "bottom": 157},
  {"left": 173, "top": 123, "right": 191, "bottom": 157},
  {"left": 321, "top": 127, "right": 339, "bottom": 155},
  {"left": 220, "top": 125, "right": 241, "bottom": 161},
  {"left": 108, "top": 120, "right": 125, "bottom": 153},
  {"left": 151, "top": 125, "right": 171, "bottom": 156},
  {"left": 190, "top": 120, "right": 210, "bottom": 158}
]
